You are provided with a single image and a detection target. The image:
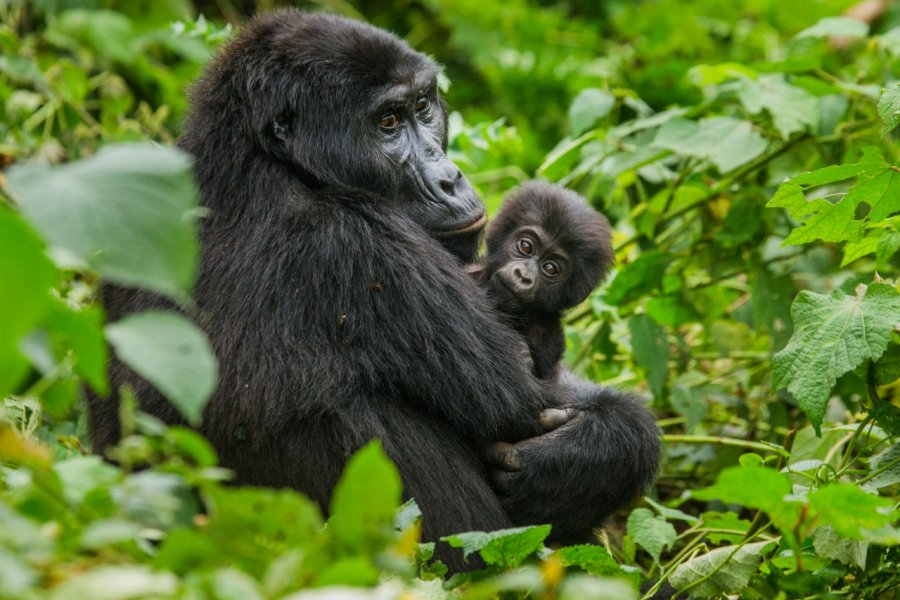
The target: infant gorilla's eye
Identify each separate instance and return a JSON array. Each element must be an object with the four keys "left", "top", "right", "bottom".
[
  {"left": 379, "top": 113, "right": 400, "bottom": 130},
  {"left": 516, "top": 238, "right": 534, "bottom": 255},
  {"left": 541, "top": 261, "right": 560, "bottom": 277},
  {"left": 415, "top": 96, "right": 430, "bottom": 112}
]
